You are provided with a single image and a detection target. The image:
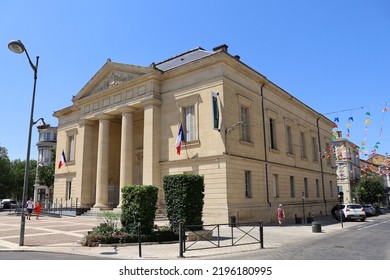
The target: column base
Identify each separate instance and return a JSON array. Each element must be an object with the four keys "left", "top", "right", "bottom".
[{"left": 92, "top": 203, "right": 111, "bottom": 210}]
